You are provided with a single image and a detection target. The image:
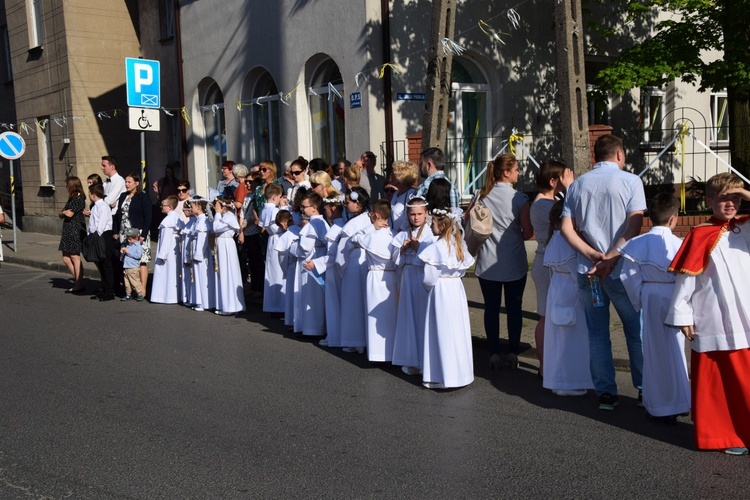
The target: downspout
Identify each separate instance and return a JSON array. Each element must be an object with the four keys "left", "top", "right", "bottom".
[
  {"left": 174, "top": 0, "right": 187, "bottom": 168},
  {"left": 381, "top": 0, "right": 394, "bottom": 177}
]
